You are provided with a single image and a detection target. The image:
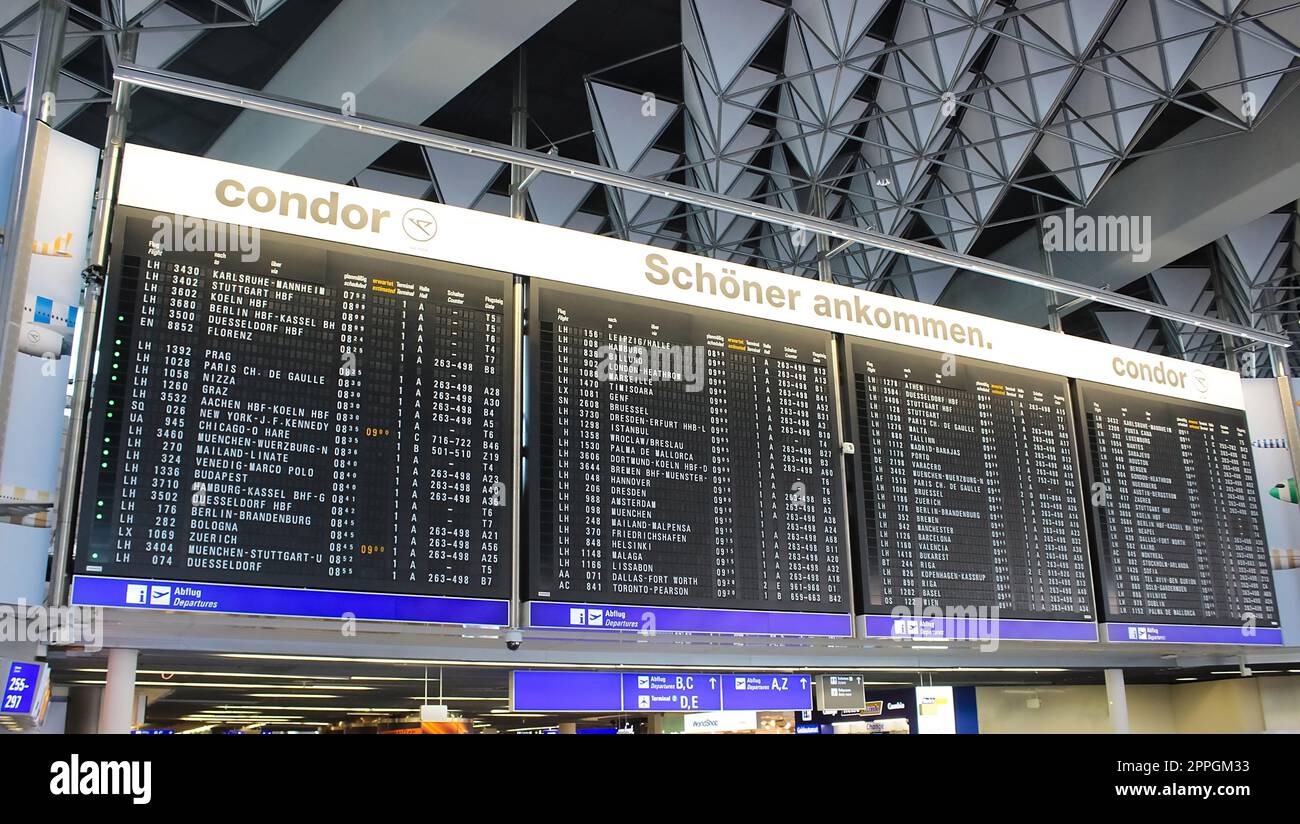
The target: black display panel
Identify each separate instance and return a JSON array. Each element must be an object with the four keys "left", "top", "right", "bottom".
[
  {"left": 527, "top": 282, "right": 850, "bottom": 613},
  {"left": 76, "top": 208, "right": 514, "bottom": 599},
  {"left": 846, "top": 338, "right": 1094, "bottom": 621},
  {"left": 1075, "top": 381, "right": 1279, "bottom": 628}
]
